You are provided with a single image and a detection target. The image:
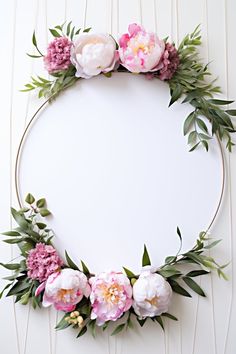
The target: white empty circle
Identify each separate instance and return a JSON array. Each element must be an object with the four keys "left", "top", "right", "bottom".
[{"left": 19, "top": 73, "right": 223, "bottom": 273}]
